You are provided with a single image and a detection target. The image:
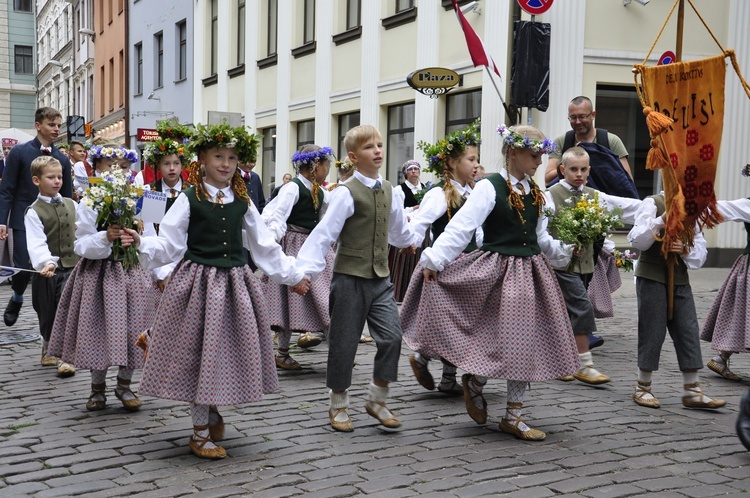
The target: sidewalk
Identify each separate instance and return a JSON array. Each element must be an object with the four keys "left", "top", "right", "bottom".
[{"left": 0, "top": 268, "right": 748, "bottom": 497}]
